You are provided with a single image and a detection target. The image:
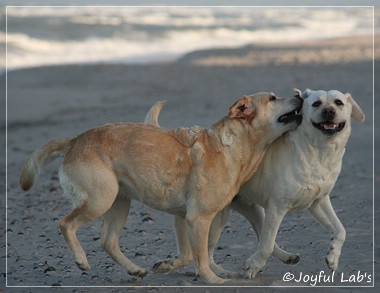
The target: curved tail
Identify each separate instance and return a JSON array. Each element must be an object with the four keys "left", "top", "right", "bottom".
[
  {"left": 144, "top": 100, "right": 165, "bottom": 127},
  {"left": 19, "top": 138, "right": 71, "bottom": 191}
]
